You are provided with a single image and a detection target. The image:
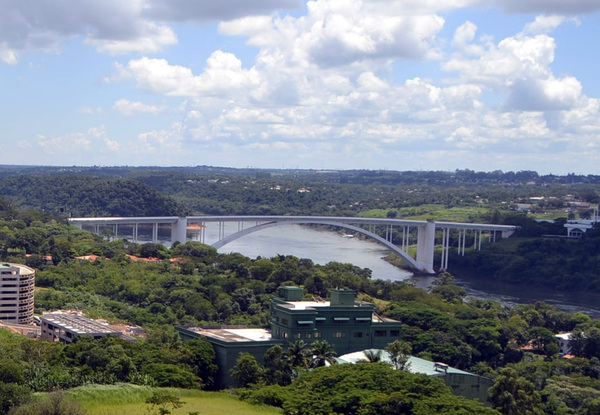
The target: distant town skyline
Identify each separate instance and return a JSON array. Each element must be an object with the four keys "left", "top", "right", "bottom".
[{"left": 1, "top": 1, "right": 599, "bottom": 174}]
